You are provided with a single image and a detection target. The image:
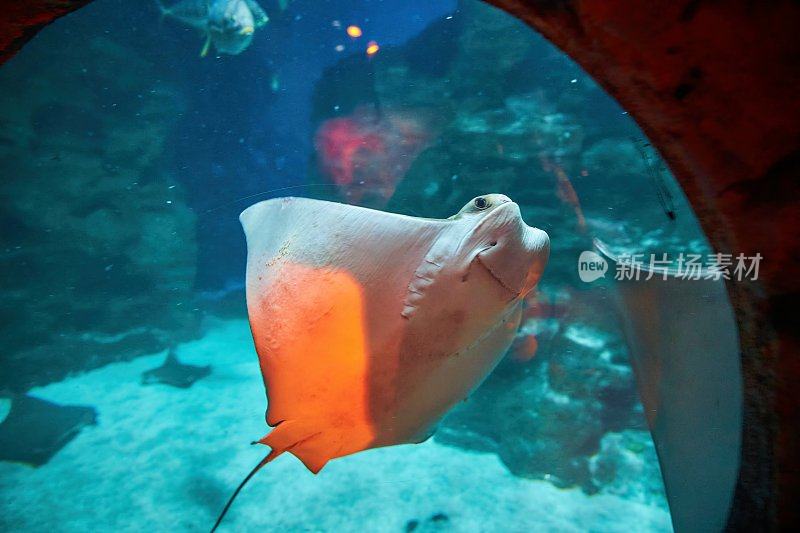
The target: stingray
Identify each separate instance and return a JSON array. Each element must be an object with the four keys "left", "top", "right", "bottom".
[
  {"left": 594, "top": 239, "right": 742, "bottom": 532},
  {"left": 211, "top": 194, "right": 549, "bottom": 530},
  {"left": 141, "top": 348, "right": 211, "bottom": 389},
  {"left": 0, "top": 394, "right": 97, "bottom": 467}
]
